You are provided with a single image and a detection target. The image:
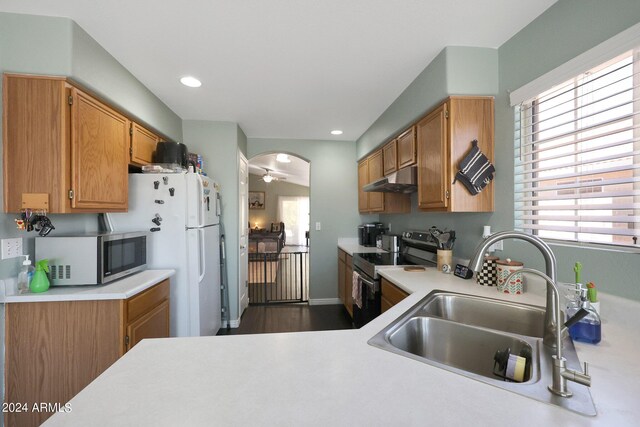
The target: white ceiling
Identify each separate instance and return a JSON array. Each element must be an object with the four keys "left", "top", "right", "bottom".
[
  {"left": 0, "top": 1, "right": 557, "bottom": 141},
  {"left": 249, "top": 153, "right": 310, "bottom": 187}
]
